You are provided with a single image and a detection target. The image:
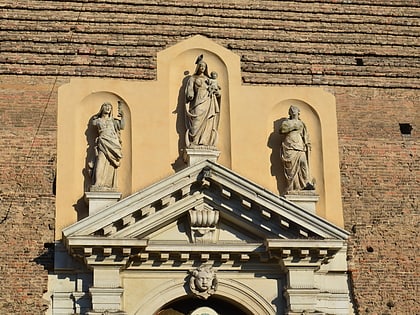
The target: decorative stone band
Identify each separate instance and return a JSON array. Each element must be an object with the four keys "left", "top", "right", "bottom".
[
  {"left": 265, "top": 239, "right": 346, "bottom": 266},
  {"left": 64, "top": 237, "right": 148, "bottom": 266},
  {"left": 64, "top": 237, "right": 345, "bottom": 269}
]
